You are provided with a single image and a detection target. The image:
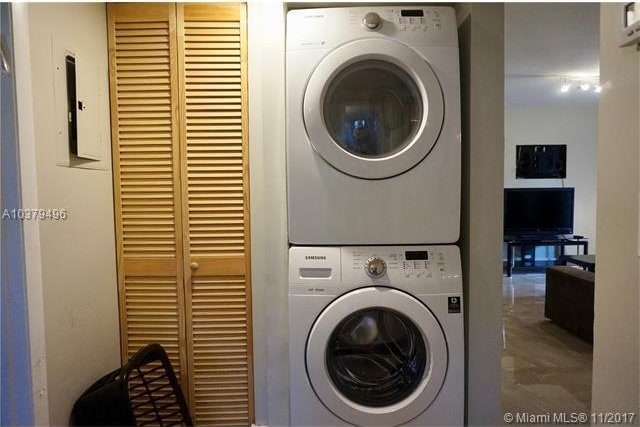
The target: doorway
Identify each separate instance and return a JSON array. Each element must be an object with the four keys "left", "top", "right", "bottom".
[{"left": 502, "top": 2, "right": 599, "bottom": 417}]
